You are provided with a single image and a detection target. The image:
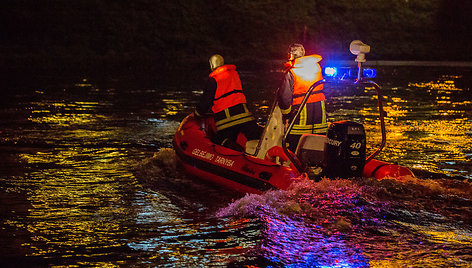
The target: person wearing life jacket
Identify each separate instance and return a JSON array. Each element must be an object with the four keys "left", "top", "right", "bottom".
[
  {"left": 277, "top": 43, "right": 328, "bottom": 152},
  {"left": 195, "top": 54, "right": 260, "bottom": 151}
]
